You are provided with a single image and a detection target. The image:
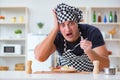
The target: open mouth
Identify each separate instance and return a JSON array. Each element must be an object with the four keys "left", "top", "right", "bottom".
[{"left": 66, "top": 33, "right": 73, "bottom": 38}]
